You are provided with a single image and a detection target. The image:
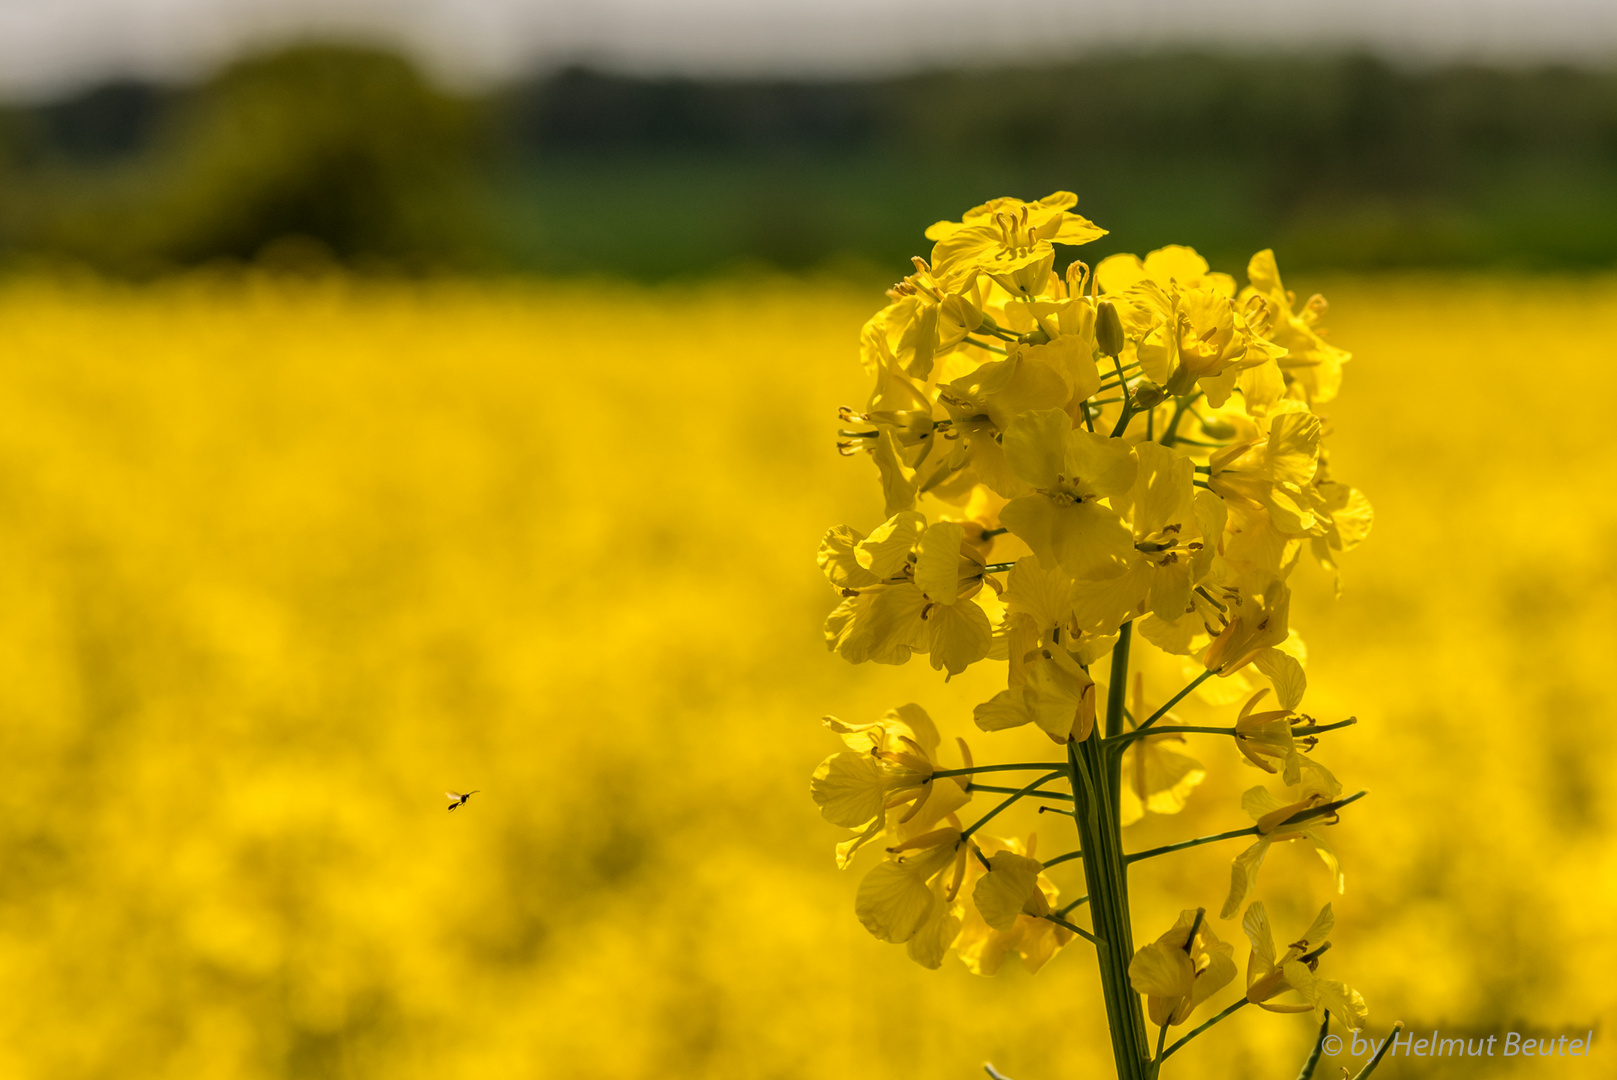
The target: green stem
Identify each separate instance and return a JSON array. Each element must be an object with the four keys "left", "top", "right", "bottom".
[
  {"left": 1125, "top": 826, "right": 1258, "bottom": 865},
  {"left": 1300, "top": 717, "right": 1357, "bottom": 736},
  {"left": 960, "top": 772, "right": 1065, "bottom": 841},
  {"left": 969, "top": 784, "right": 1073, "bottom": 802},
  {"left": 1043, "top": 912, "right": 1102, "bottom": 947},
  {"left": 1134, "top": 670, "right": 1217, "bottom": 734},
  {"left": 930, "top": 762, "right": 1068, "bottom": 779},
  {"left": 1107, "top": 355, "right": 1135, "bottom": 437},
  {"left": 1105, "top": 622, "right": 1133, "bottom": 740},
  {"left": 1107, "top": 724, "right": 1236, "bottom": 749},
  {"left": 1055, "top": 893, "right": 1090, "bottom": 917},
  {"left": 1070, "top": 621, "right": 1152, "bottom": 1080},
  {"left": 965, "top": 336, "right": 1009, "bottom": 355},
  {"left": 1159, "top": 396, "right": 1193, "bottom": 447},
  {"left": 1126, "top": 791, "right": 1367, "bottom": 866},
  {"left": 1295, "top": 1017, "right": 1330, "bottom": 1080},
  {"left": 1276, "top": 790, "right": 1368, "bottom": 828},
  {"left": 1105, "top": 716, "right": 1354, "bottom": 751},
  {"left": 1157, "top": 998, "right": 1249, "bottom": 1066},
  {"left": 1351, "top": 1023, "right": 1404, "bottom": 1080},
  {"left": 1042, "top": 849, "right": 1084, "bottom": 867}
]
